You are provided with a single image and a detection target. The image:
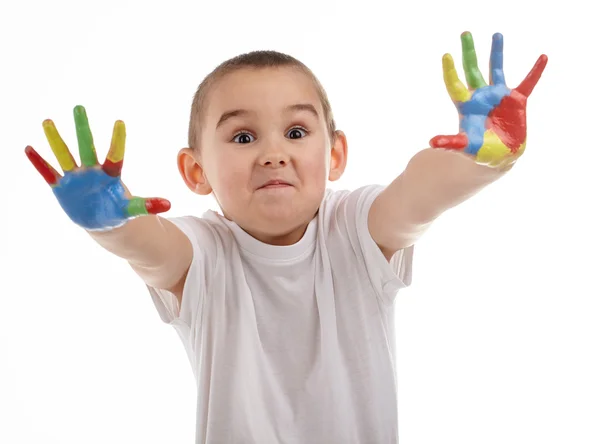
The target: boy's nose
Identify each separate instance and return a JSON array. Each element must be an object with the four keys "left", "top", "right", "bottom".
[{"left": 260, "top": 150, "right": 289, "bottom": 167}]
